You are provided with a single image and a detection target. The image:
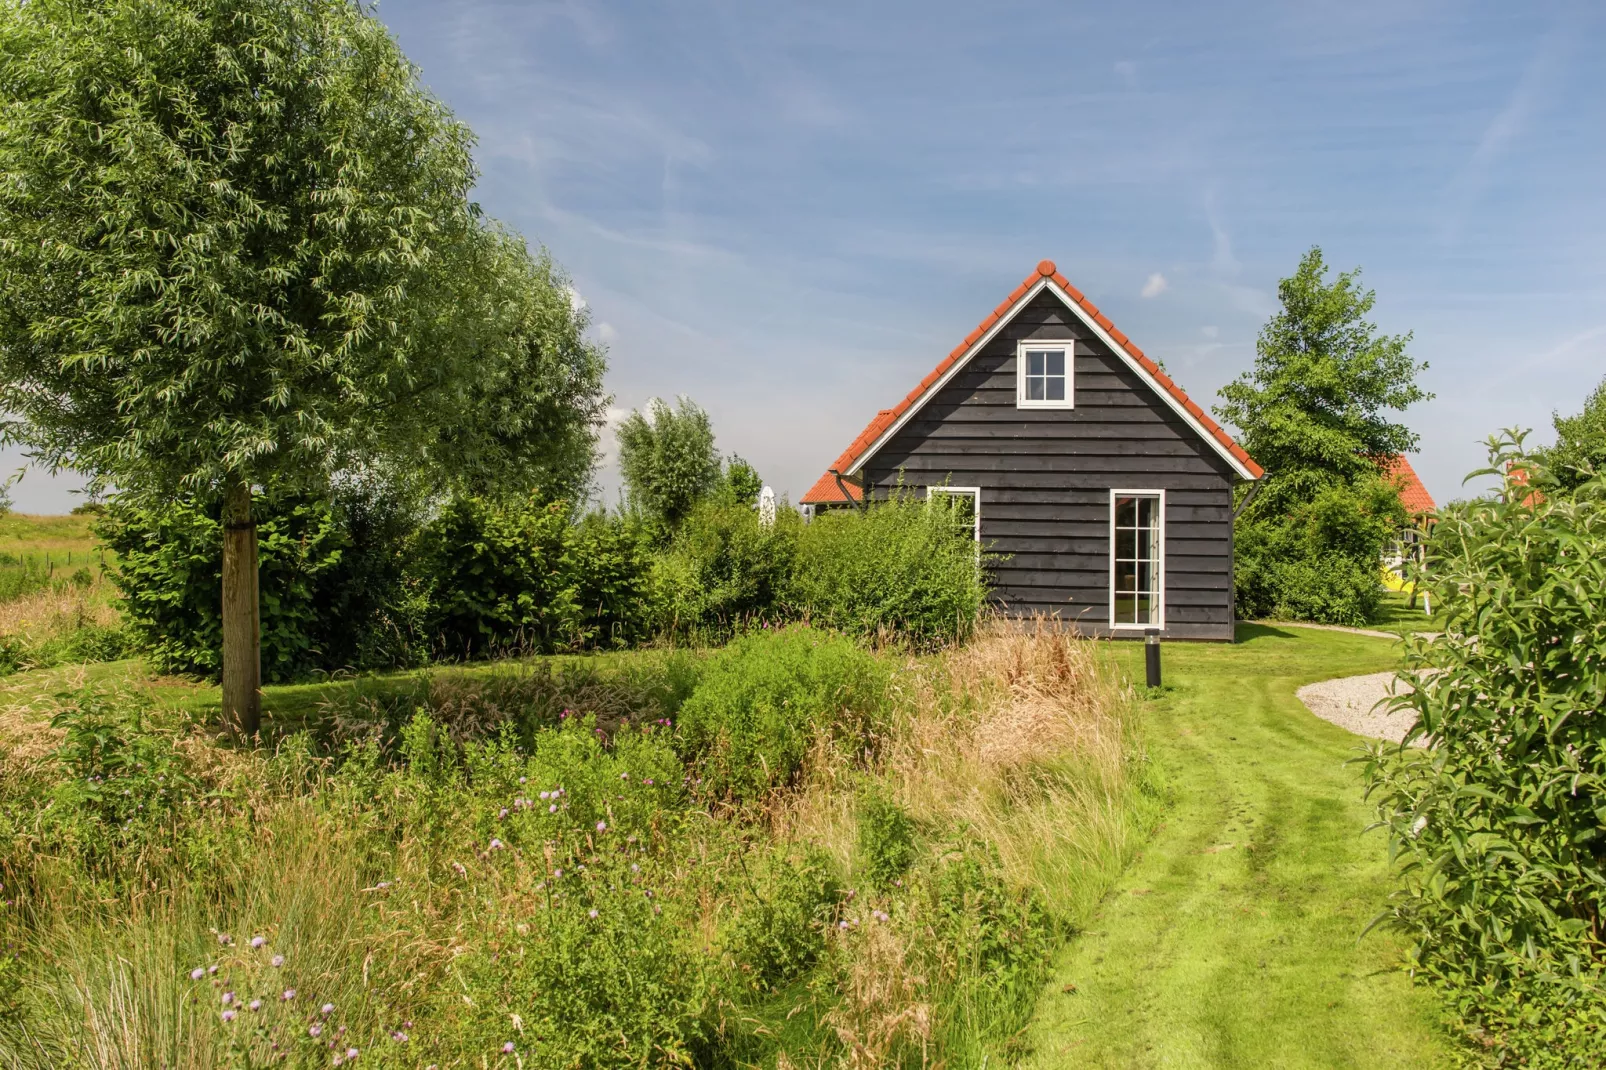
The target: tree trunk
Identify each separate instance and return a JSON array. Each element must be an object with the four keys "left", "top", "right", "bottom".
[{"left": 221, "top": 476, "right": 262, "bottom": 738}]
